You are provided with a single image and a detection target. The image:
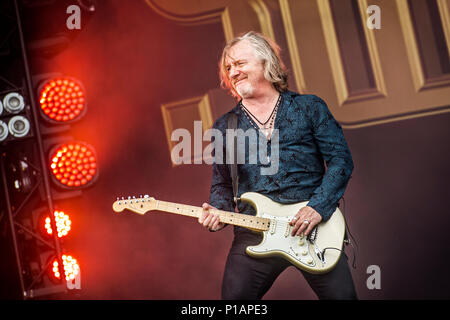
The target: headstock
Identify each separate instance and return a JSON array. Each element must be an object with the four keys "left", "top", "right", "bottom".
[{"left": 112, "top": 195, "right": 156, "bottom": 215}]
